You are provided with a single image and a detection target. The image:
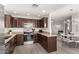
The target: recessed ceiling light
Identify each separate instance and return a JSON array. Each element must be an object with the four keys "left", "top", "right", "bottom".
[
  {"left": 70, "top": 9, "right": 73, "bottom": 11},
  {"left": 26, "top": 13, "right": 30, "bottom": 15},
  {"left": 14, "top": 11, "right": 16, "bottom": 13},
  {"left": 38, "top": 15, "right": 40, "bottom": 17},
  {"left": 42, "top": 10, "right": 46, "bottom": 13}
]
